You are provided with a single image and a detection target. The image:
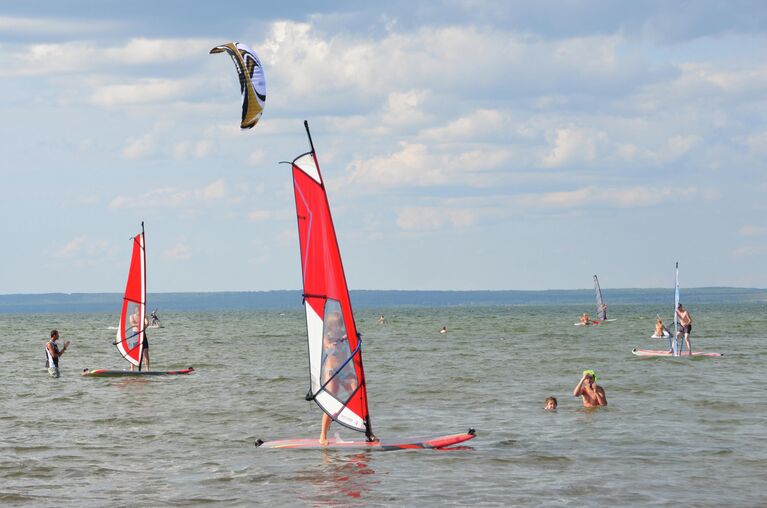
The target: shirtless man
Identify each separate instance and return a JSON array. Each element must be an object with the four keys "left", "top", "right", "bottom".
[
  {"left": 676, "top": 303, "right": 693, "bottom": 355},
  {"left": 573, "top": 370, "right": 607, "bottom": 407},
  {"left": 579, "top": 313, "right": 591, "bottom": 325}
]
